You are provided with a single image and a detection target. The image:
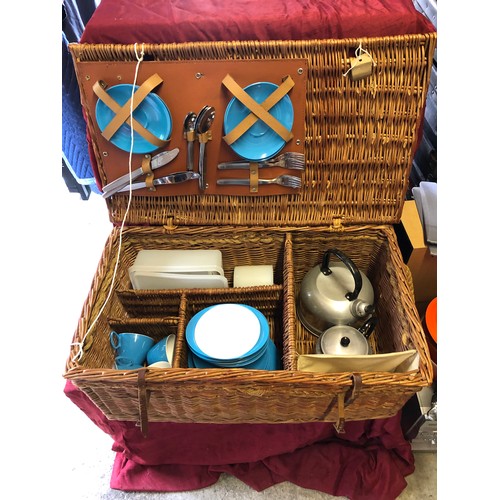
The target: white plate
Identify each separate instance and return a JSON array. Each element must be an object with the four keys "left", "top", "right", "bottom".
[{"left": 193, "top": 304, "right": 261, "bottom": 360}]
